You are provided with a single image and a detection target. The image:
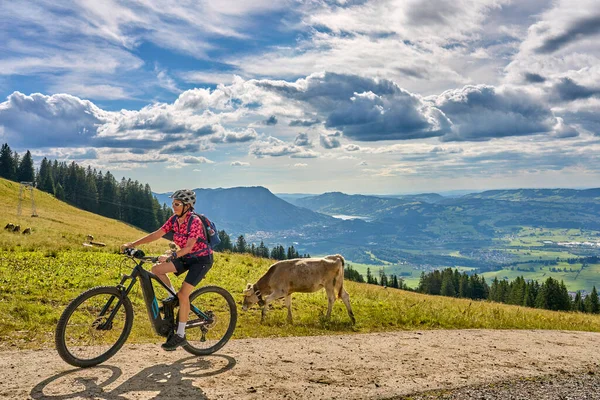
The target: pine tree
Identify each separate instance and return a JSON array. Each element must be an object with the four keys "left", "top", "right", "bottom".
[
  {"left": 271, "top": 245, "right": 285, "bottom": 260},
  {"left": 508, "top": 276, "right": 526, "bottom": 305},
  {"left": 81, "top": 166, "right": 99, "bottom": 213},
  {"left": 152, "top": 196, "right": 164, "bottom": 229},
  {"left": 100, "top": 171, "right": 120, "bottom": 219},
  {"left": 379, "top": 268, "right": 388, "bottom": 287},
  {"left": 573, "top": 291, "right": 585, "bottom": 312},
  {"left": 140, "top": 183, "right": 157, "bottom": 231},
  {"left": 558, "top": 281, "right": 572, "bottom": 311},
  {"left": 463, "top": 274, "right": 473, "bottom": 299},
  {"left": 216, "top": 230, "right": 232, "bottom": 252},
  {"left": 585, "top": 286, "right": 600, "bottom": 314},
  {"left": 54, "top": 182, "right": 65, "bottom": 200},
  {"left": 535, "top": 279, "right": 549, "bottom": 309},
  {"left": 37, "top": 157, "right": 55, "bottom": 194},
  {"left": 489, "top": 277, "right": 500, "bottom": 302},
  {"left": 366, "top": 268, "right": 375, "bottom": 284},
  {"left": 523, "top": 282, "right": 535, "bottom": 308},
  {"left": 236, "top": 235, "right": 247, "bottom": 253},
  {"left": 0, "top": 143, "right": 17, "bottom": 180},
  {"left": 440, "top": 273, "right": 456, "bottom": 297},
  {"left": 64, "top": 162, "right": 78, "bottom": 205},
  {"left": 17, "top": 150, "right": 35, "bottom": 182},
  {"left": 257, "top": 240, "right": 268, "bottom": 258}
]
